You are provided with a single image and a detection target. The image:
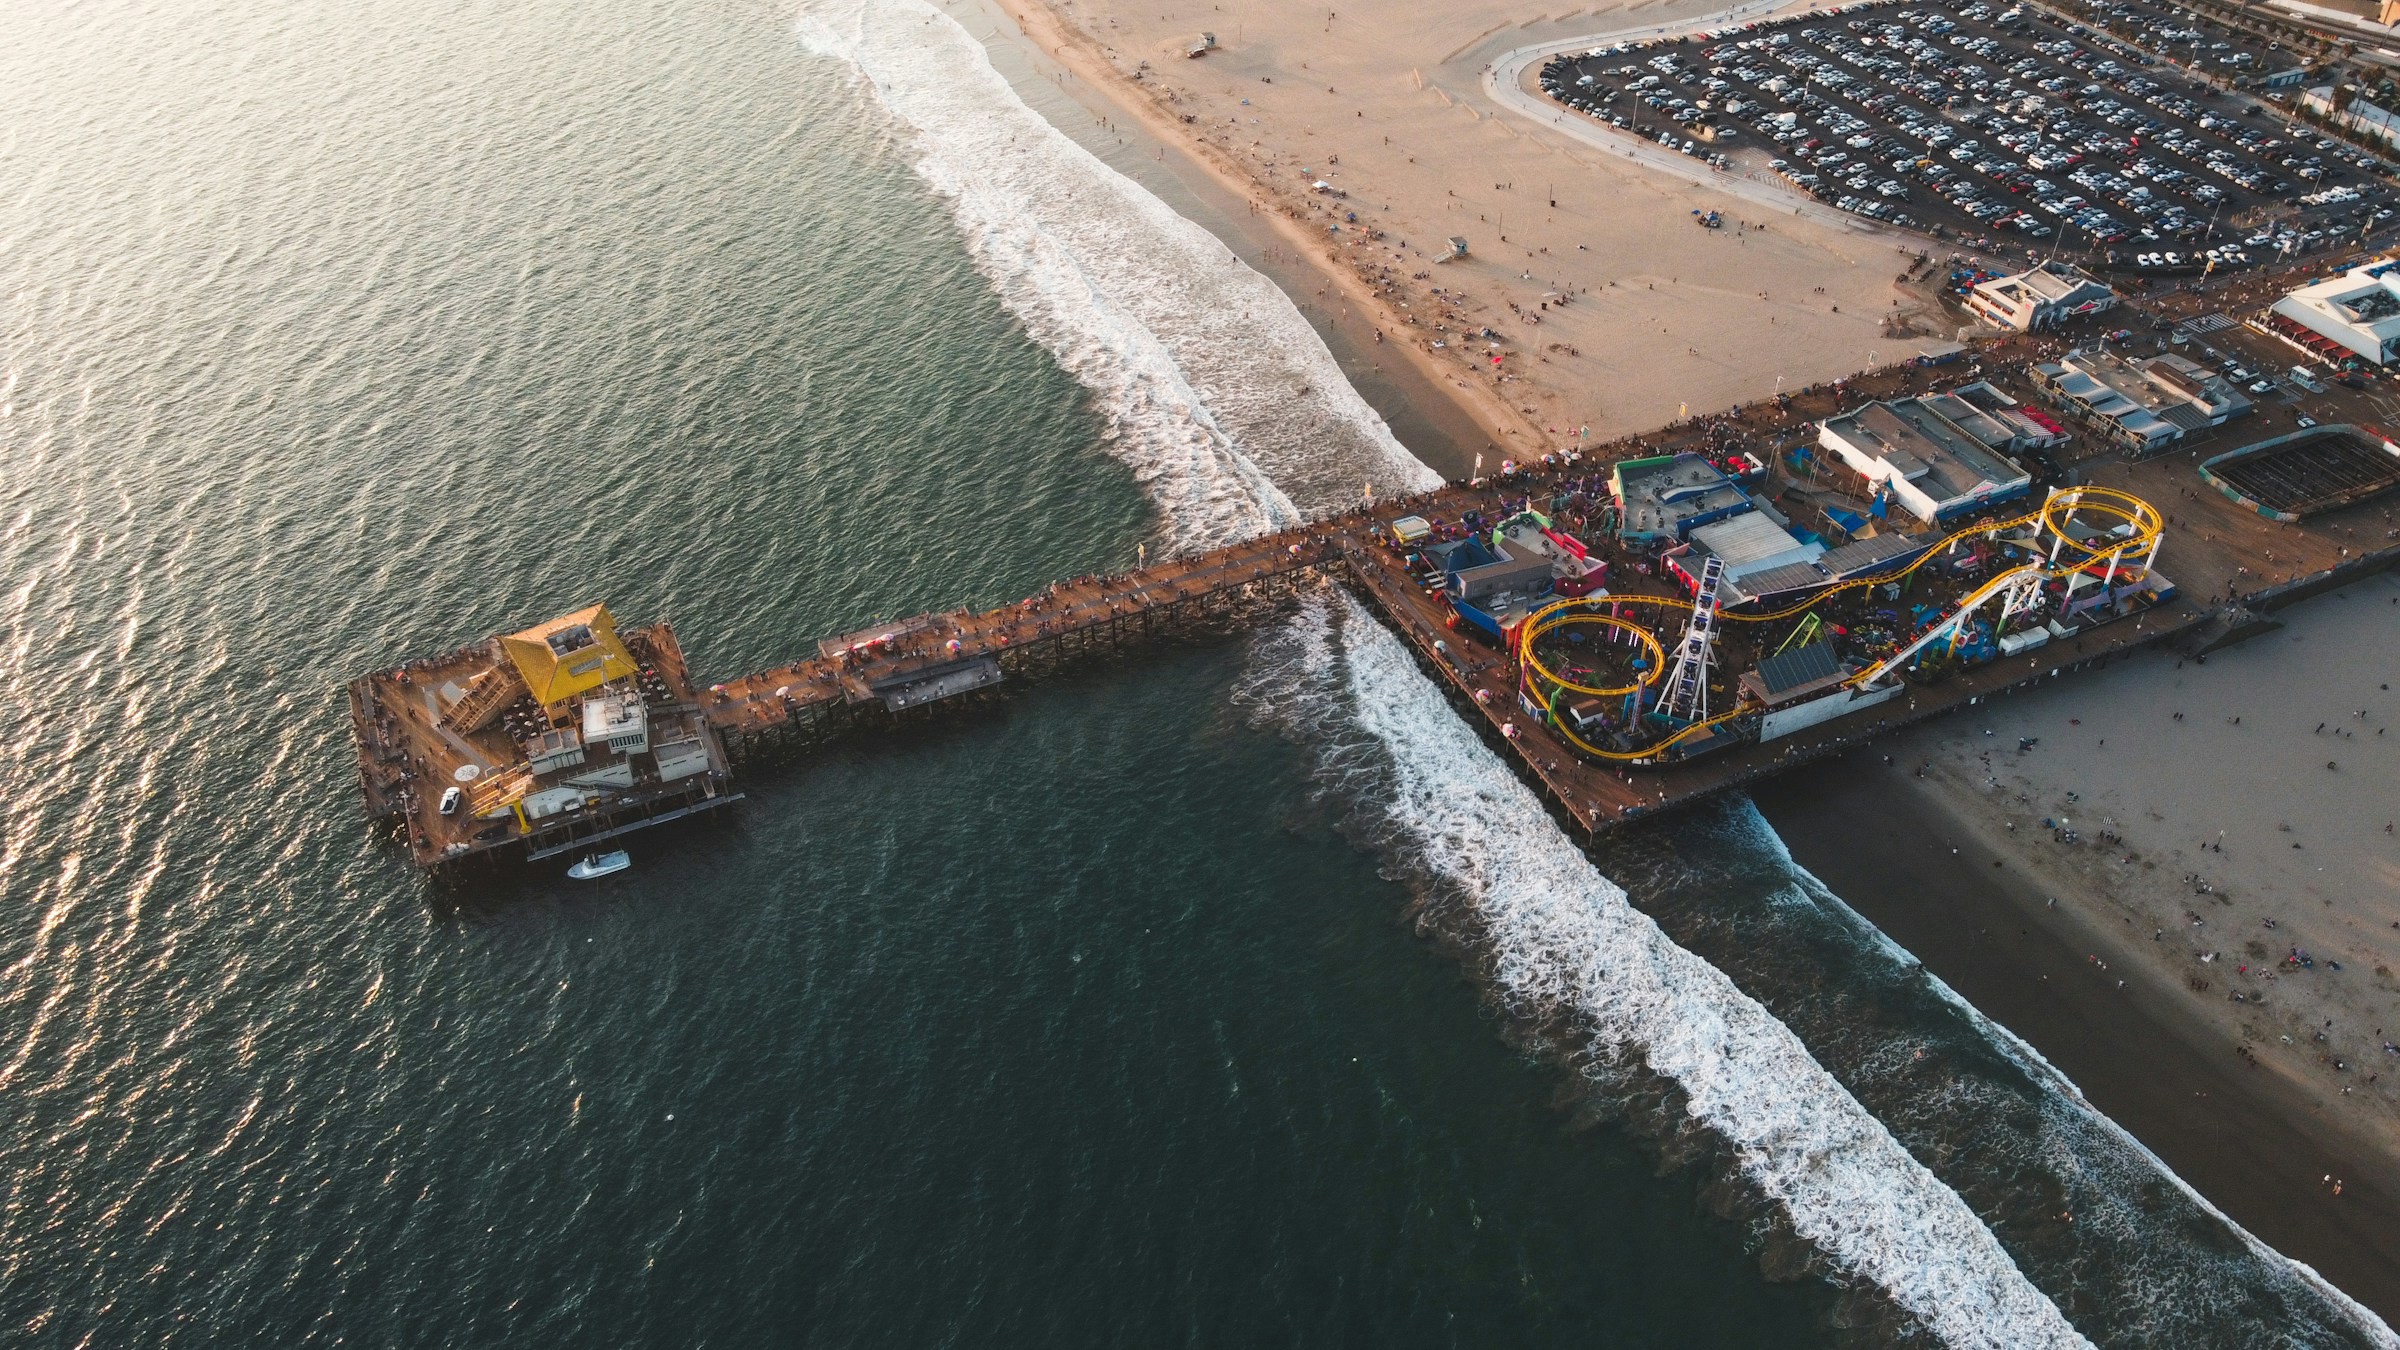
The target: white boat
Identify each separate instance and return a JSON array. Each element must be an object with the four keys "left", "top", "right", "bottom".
[{"left": 566, "top": 850, "right": 630, "bottom": 880}]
